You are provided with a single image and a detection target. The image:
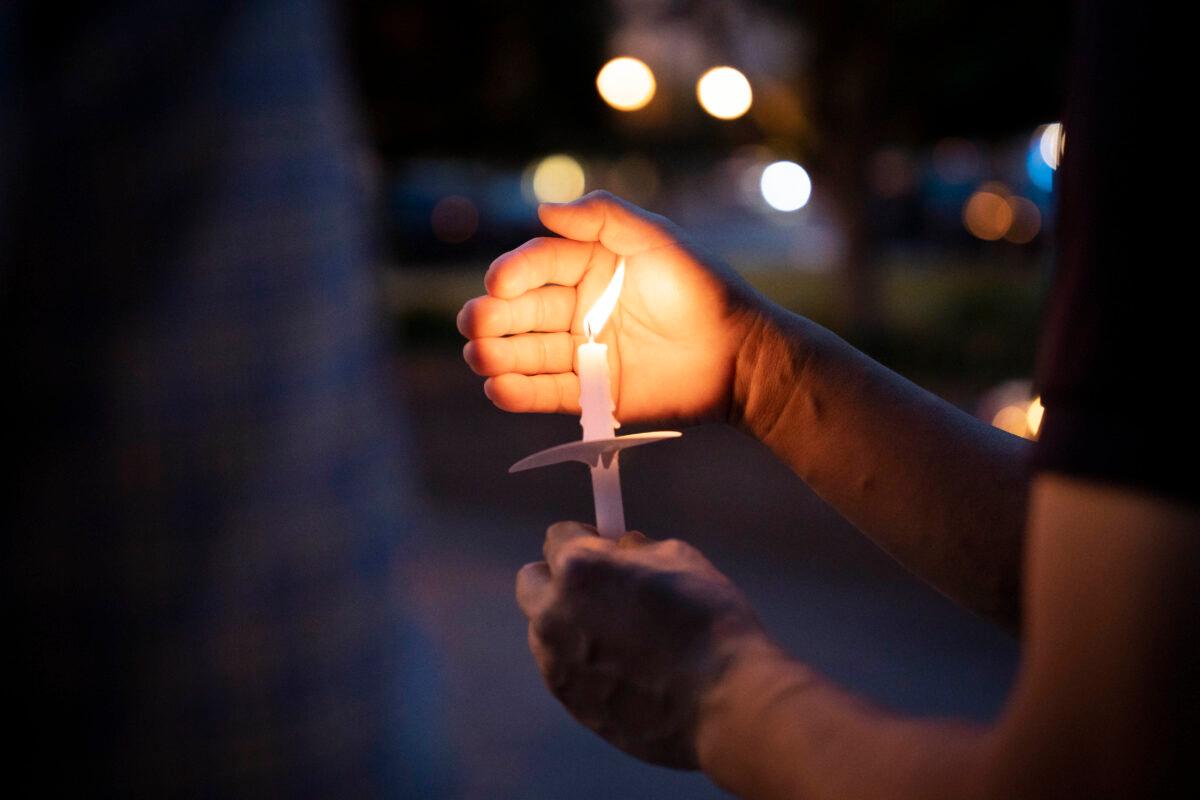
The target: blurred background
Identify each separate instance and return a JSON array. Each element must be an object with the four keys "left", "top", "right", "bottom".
[{"left": 355, "top": 1, "right": 1066, "bottom": 796}]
